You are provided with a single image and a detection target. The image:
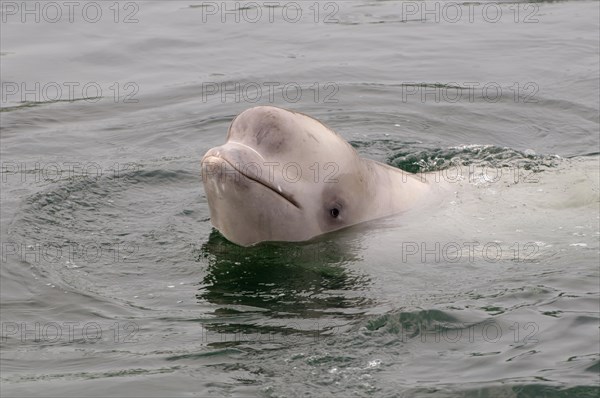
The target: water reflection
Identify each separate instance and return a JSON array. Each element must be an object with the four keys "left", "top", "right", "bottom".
[
  {"left": 194, "top": 230, "right": 372, "bottom": 344},
  {"left": 197, "top": 230, "right": 372, "bottom": 313}
]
